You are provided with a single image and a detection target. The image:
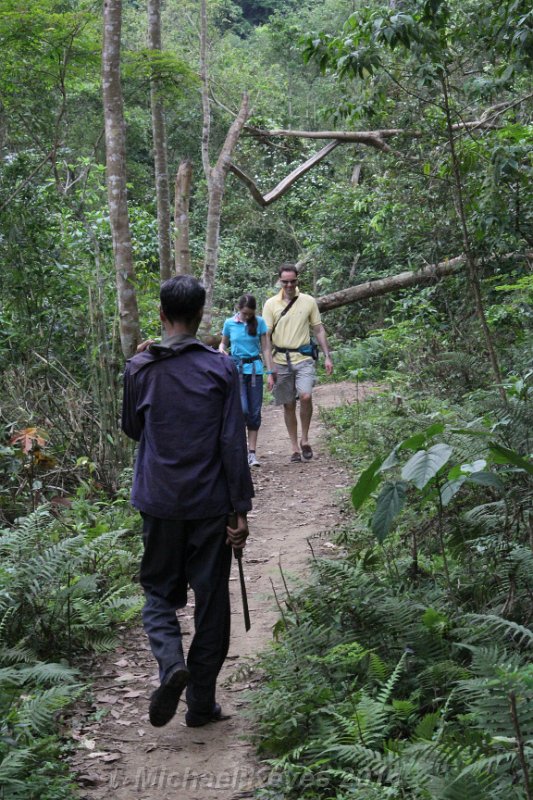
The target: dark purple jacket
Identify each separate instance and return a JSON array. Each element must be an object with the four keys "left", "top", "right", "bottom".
[{"left": 122, "top": 335, "right": 254, "bottom": 520}]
